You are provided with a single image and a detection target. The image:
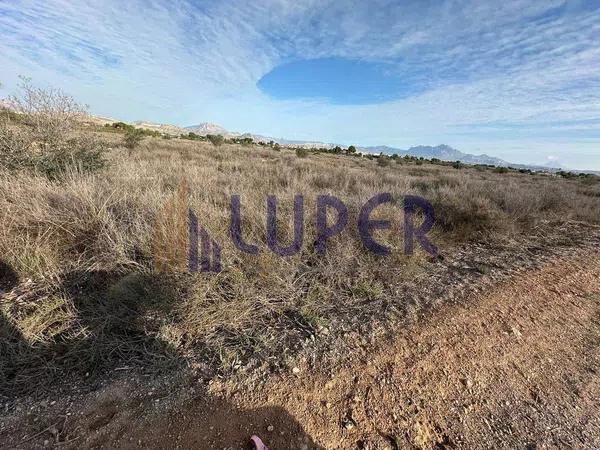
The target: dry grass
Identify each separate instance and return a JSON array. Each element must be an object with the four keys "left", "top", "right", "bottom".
[{"left": 1, "top": 134, "right": 599, "bottom": 395}]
